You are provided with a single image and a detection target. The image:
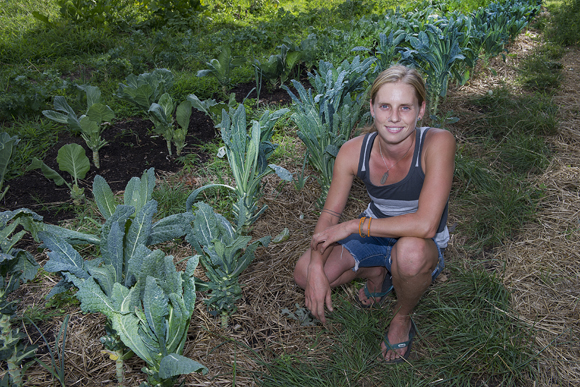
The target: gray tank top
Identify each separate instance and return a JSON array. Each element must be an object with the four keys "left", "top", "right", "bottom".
[{"left": 357, "top": 128, "right": 450, "bottom": 247}]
